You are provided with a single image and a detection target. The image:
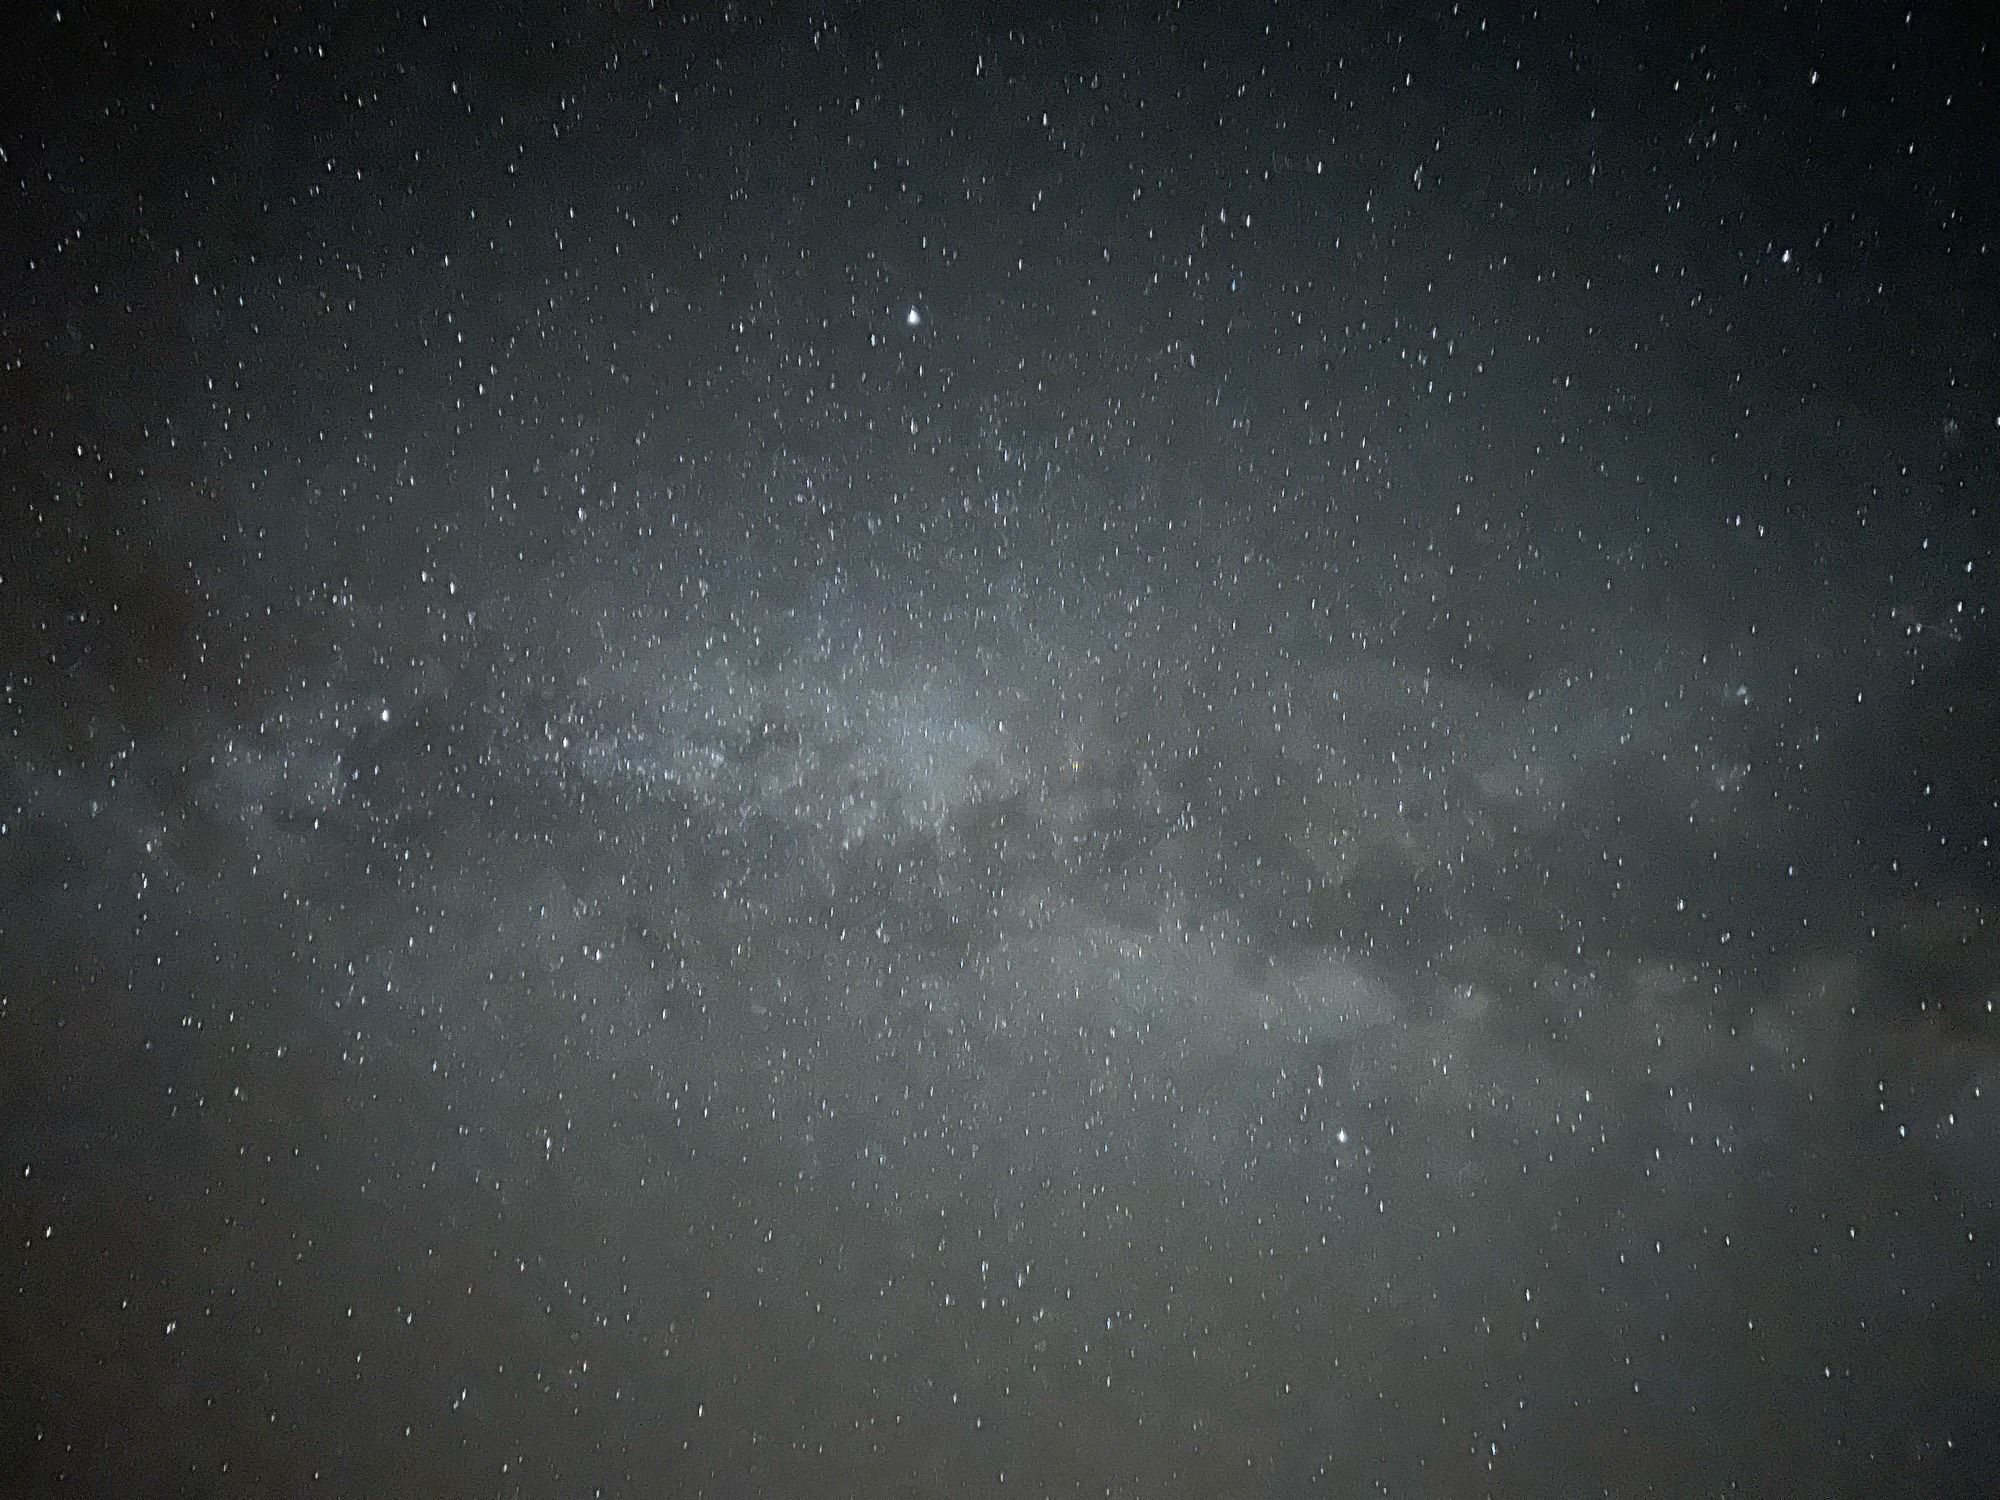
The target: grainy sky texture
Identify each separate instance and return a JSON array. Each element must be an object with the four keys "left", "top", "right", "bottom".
[{"left": 3, "top": 2, "right": 1997, "bottom": 1495}]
